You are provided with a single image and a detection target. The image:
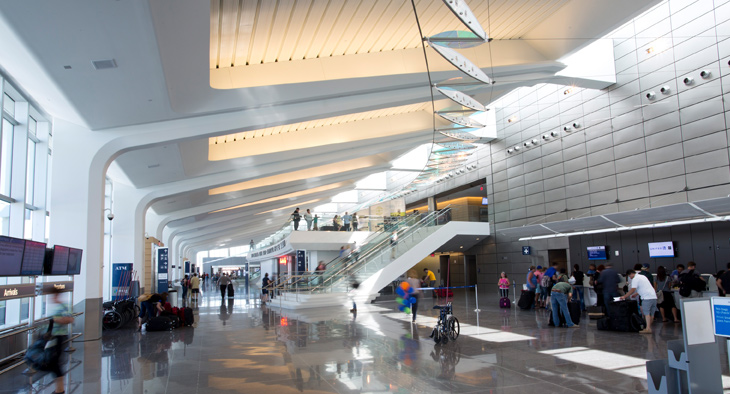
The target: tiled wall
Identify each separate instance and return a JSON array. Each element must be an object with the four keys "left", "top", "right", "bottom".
[{"left": 468, "top": 0, "right": 730, "bottom": 285}]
